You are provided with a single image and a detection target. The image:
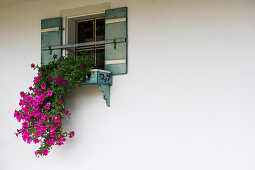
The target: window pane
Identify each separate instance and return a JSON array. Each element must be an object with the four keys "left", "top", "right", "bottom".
[
  {"left": 96, "top": 49, "right": 105, "bottom": 69},
  {"left": 96, "top": 19, "right": 105, "bottom": 41},
  {"left": 77, "top": 20, "right": 94, "bottom": 43},
  {"left": 76, "top": 49, "right": 96, "bottom": 66}
]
